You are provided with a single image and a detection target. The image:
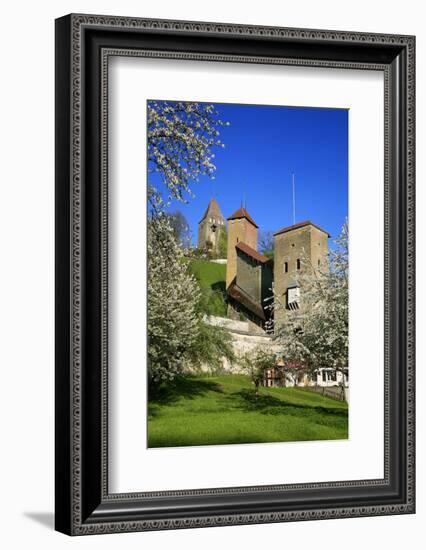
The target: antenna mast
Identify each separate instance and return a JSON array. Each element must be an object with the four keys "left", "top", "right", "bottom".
[{"left": 292, "top": 173, "right": 296, "bottom": 225}]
